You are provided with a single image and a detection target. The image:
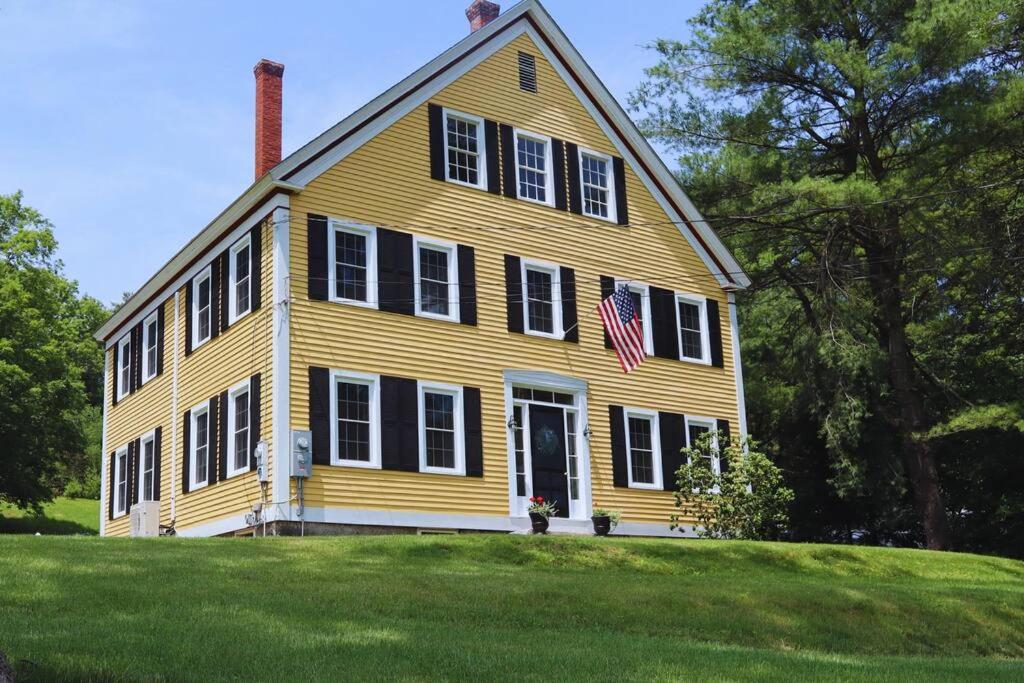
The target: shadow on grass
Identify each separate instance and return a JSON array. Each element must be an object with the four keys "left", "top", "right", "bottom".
[{"left": 0, "top": 515, "right": 96, "bottom": 536}]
